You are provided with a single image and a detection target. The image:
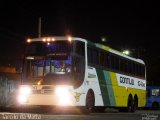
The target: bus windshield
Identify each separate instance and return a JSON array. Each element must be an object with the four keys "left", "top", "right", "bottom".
[
  {"left": 26, "top": 41, "right": 72, "bottom": 56},
  {"left": 23, "top": 41, "right": 74, "bottom": 85}
]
